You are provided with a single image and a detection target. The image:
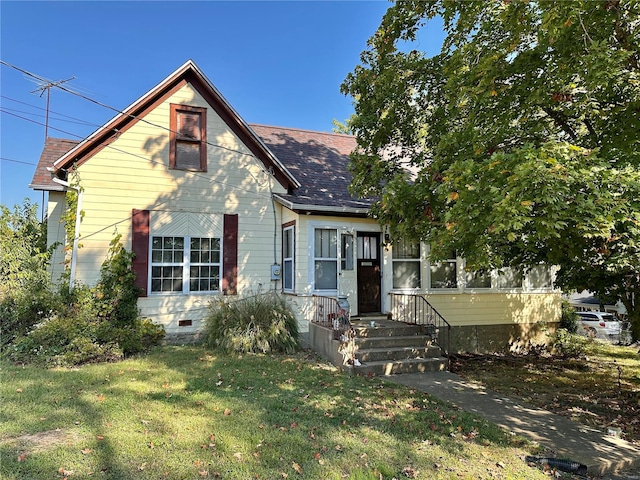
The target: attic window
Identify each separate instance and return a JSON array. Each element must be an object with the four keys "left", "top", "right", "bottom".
[{"left": 170, "top": 104, "right": 207, "bottom": 171}]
